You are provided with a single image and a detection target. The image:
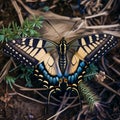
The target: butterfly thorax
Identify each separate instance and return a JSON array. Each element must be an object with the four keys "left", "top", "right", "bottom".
[{"left": 58, "top": 38, "right": 67, "bottom": 74}]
